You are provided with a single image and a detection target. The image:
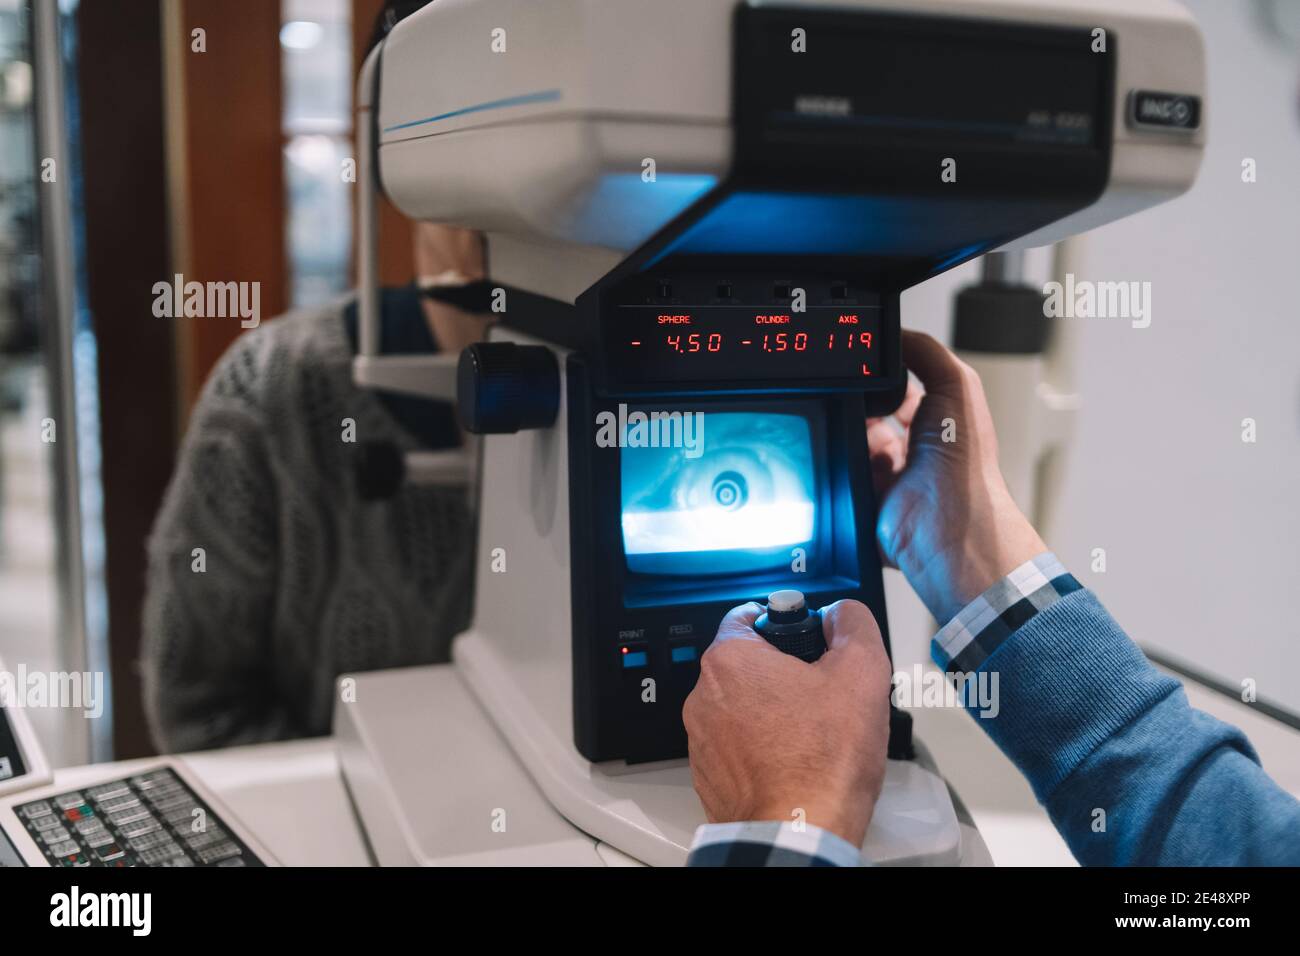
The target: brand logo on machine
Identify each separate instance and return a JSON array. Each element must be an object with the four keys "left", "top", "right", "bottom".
[
  {"left": 152, "top": 273, "right": 261, "bottom": 329},
  {"left": 50, "top": 887, "right": 152, "bottom": 936},
  {"left": 891, "top": 665, "right": 1000, "bottom": 719},
  {"left": 1042, "top": 273, "right": 1152, "bottom": 329},
  {"left": 1128, "top": 90, "right": 1200, "bottom": 131},
  {"left": 595, "top": 405, "right": 705, "bottom": 459},
  {"left": 0, "top": 666, "right": 103, "bottom": 719}
]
